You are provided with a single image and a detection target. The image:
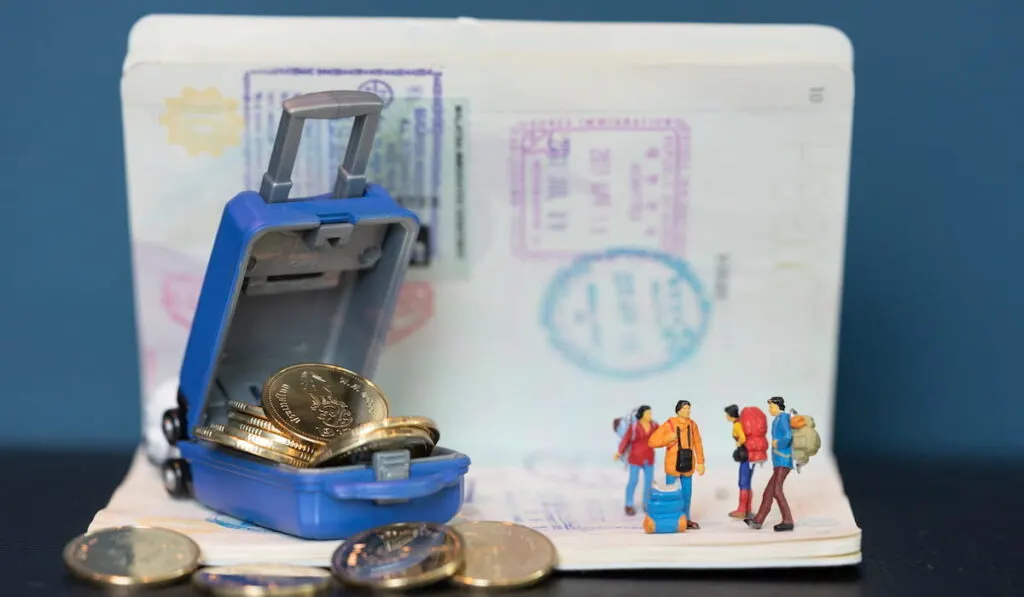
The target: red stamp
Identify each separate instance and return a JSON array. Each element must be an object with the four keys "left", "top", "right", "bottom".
[
  {"left": 161, "top": 273, "right": 204, "bottom": 330},
  {"left": 385, "top": 281, "right": 435, "bottom": 347},
  {"left": 509, "top": 117, "right": 691, "bottom": 260}
]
